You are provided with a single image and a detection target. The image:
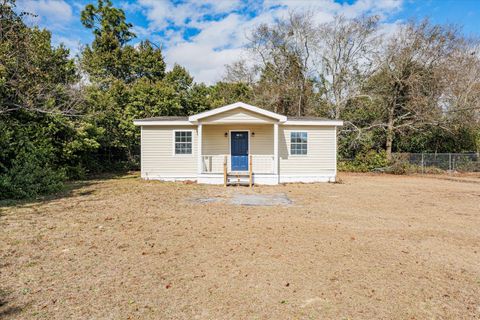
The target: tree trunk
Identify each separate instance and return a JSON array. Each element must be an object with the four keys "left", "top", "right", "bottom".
[
  {"left": 385, "top": 103, "right": 395, "bottom": 161},
  {"left": 297, "top": 95, "right": 301, "bottom": 117},
  {"left": 335, "top": 102, "right": 341, "bottom": 120}
]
